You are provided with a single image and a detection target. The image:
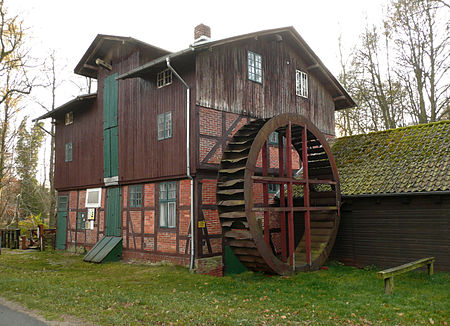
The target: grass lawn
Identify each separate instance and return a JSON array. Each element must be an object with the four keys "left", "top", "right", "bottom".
[{"left": 0, "top": 250, "right": 448, "bottom": 325}]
